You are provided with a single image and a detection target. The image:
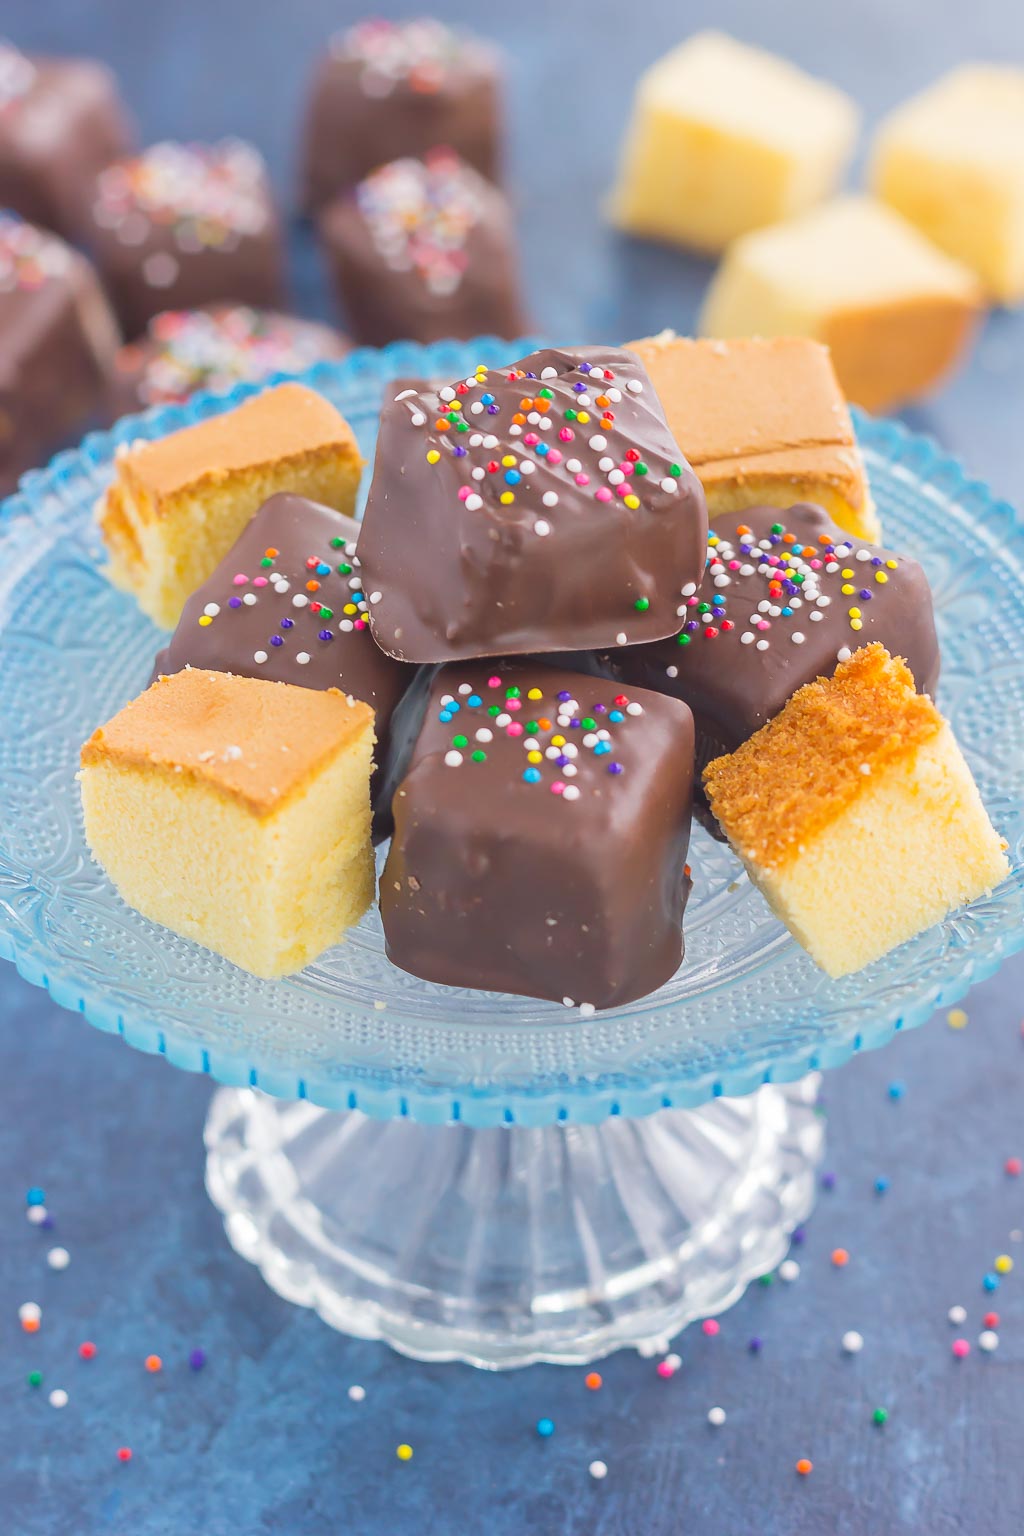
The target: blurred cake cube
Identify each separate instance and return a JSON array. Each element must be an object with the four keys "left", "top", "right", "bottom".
[
  {"left": 610, "top": 32, "right": 858, "bottom": 253},
  {"left": 97, "top": 381, "right": 363, "bottom": 630},
  {"left": 871, "top": 65, "right": 1024, "bottom": 305},
  {"left": 0, "top": 42, "right": 133, "bottom": 237},
  {"left": 318, "top": 150, "right": 524, "bottom": 346},
  {"left": 628, "top": 334, "right": 878, "bottom": 542},
  {"left": 80, "top": 669, "right": 376, "bottom": 977},
  {"left": 110, "top": 304, "right": 349, "bottom": 417},
  {"left": 302, "top": 17, "right": 501, "bottom": 211},
  {"left": 0, "top": 212, "right": 120, "bottom": 497},
  {"left": 704, "top": 645, "right": 1008, "bottom": 977},
  {"left": 82, "top": 140, "right": 286, "bottom": 337},
  {"left": 700, "top": 197, "right": 982, "bottom": 412}
]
